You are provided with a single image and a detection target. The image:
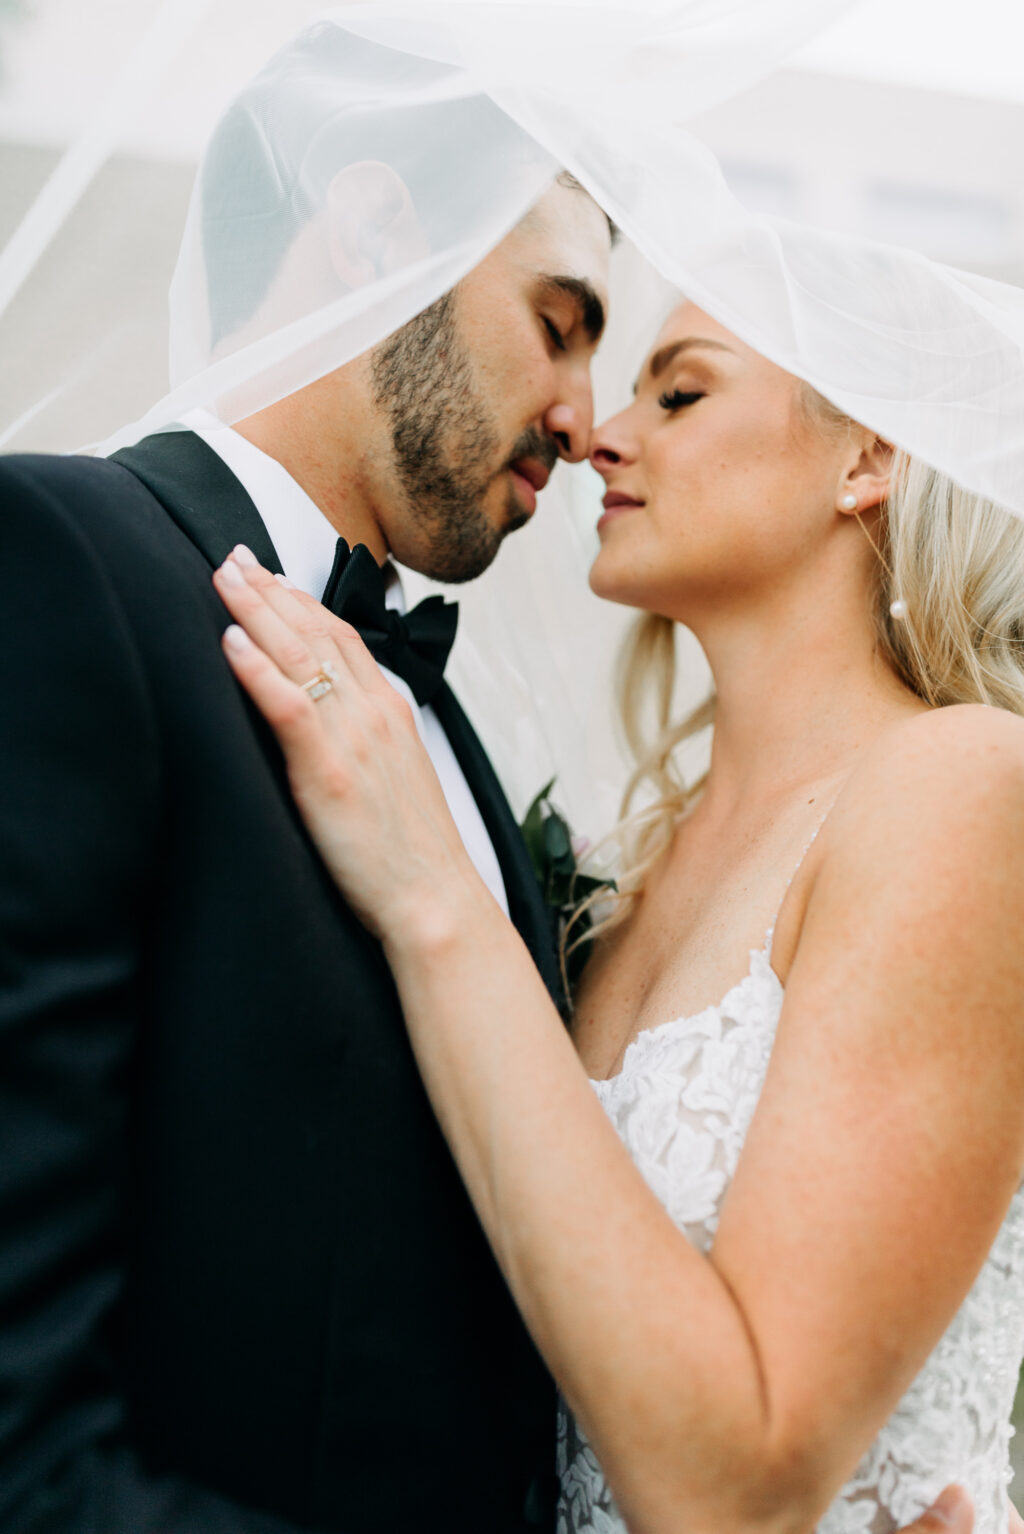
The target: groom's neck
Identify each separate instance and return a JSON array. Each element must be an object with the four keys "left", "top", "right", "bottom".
[{"left": 235, "top": 366, "right": 391, "bottom": 565}]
